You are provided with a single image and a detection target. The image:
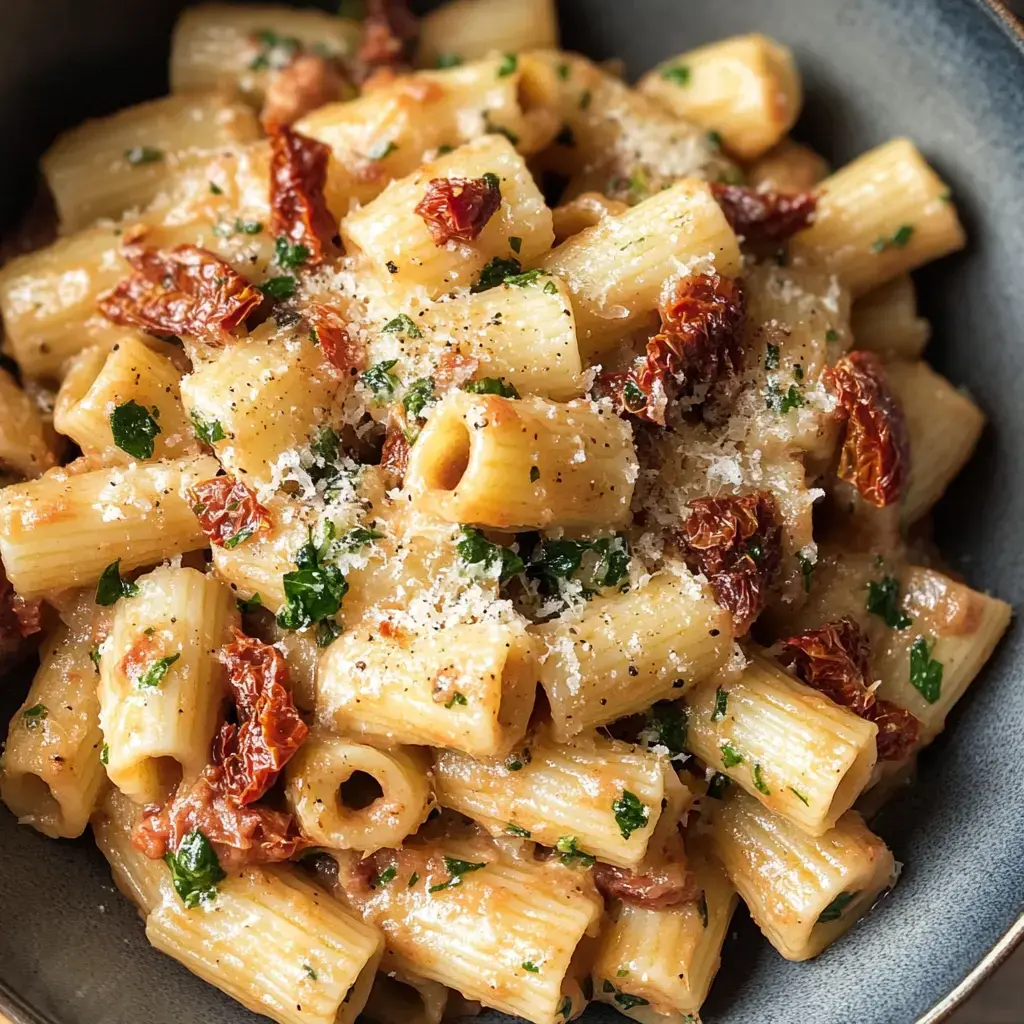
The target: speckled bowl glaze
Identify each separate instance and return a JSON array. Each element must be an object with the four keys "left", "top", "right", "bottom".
[{"left": 1, "top": 1, "right": 1022, "bottom": 1022}]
